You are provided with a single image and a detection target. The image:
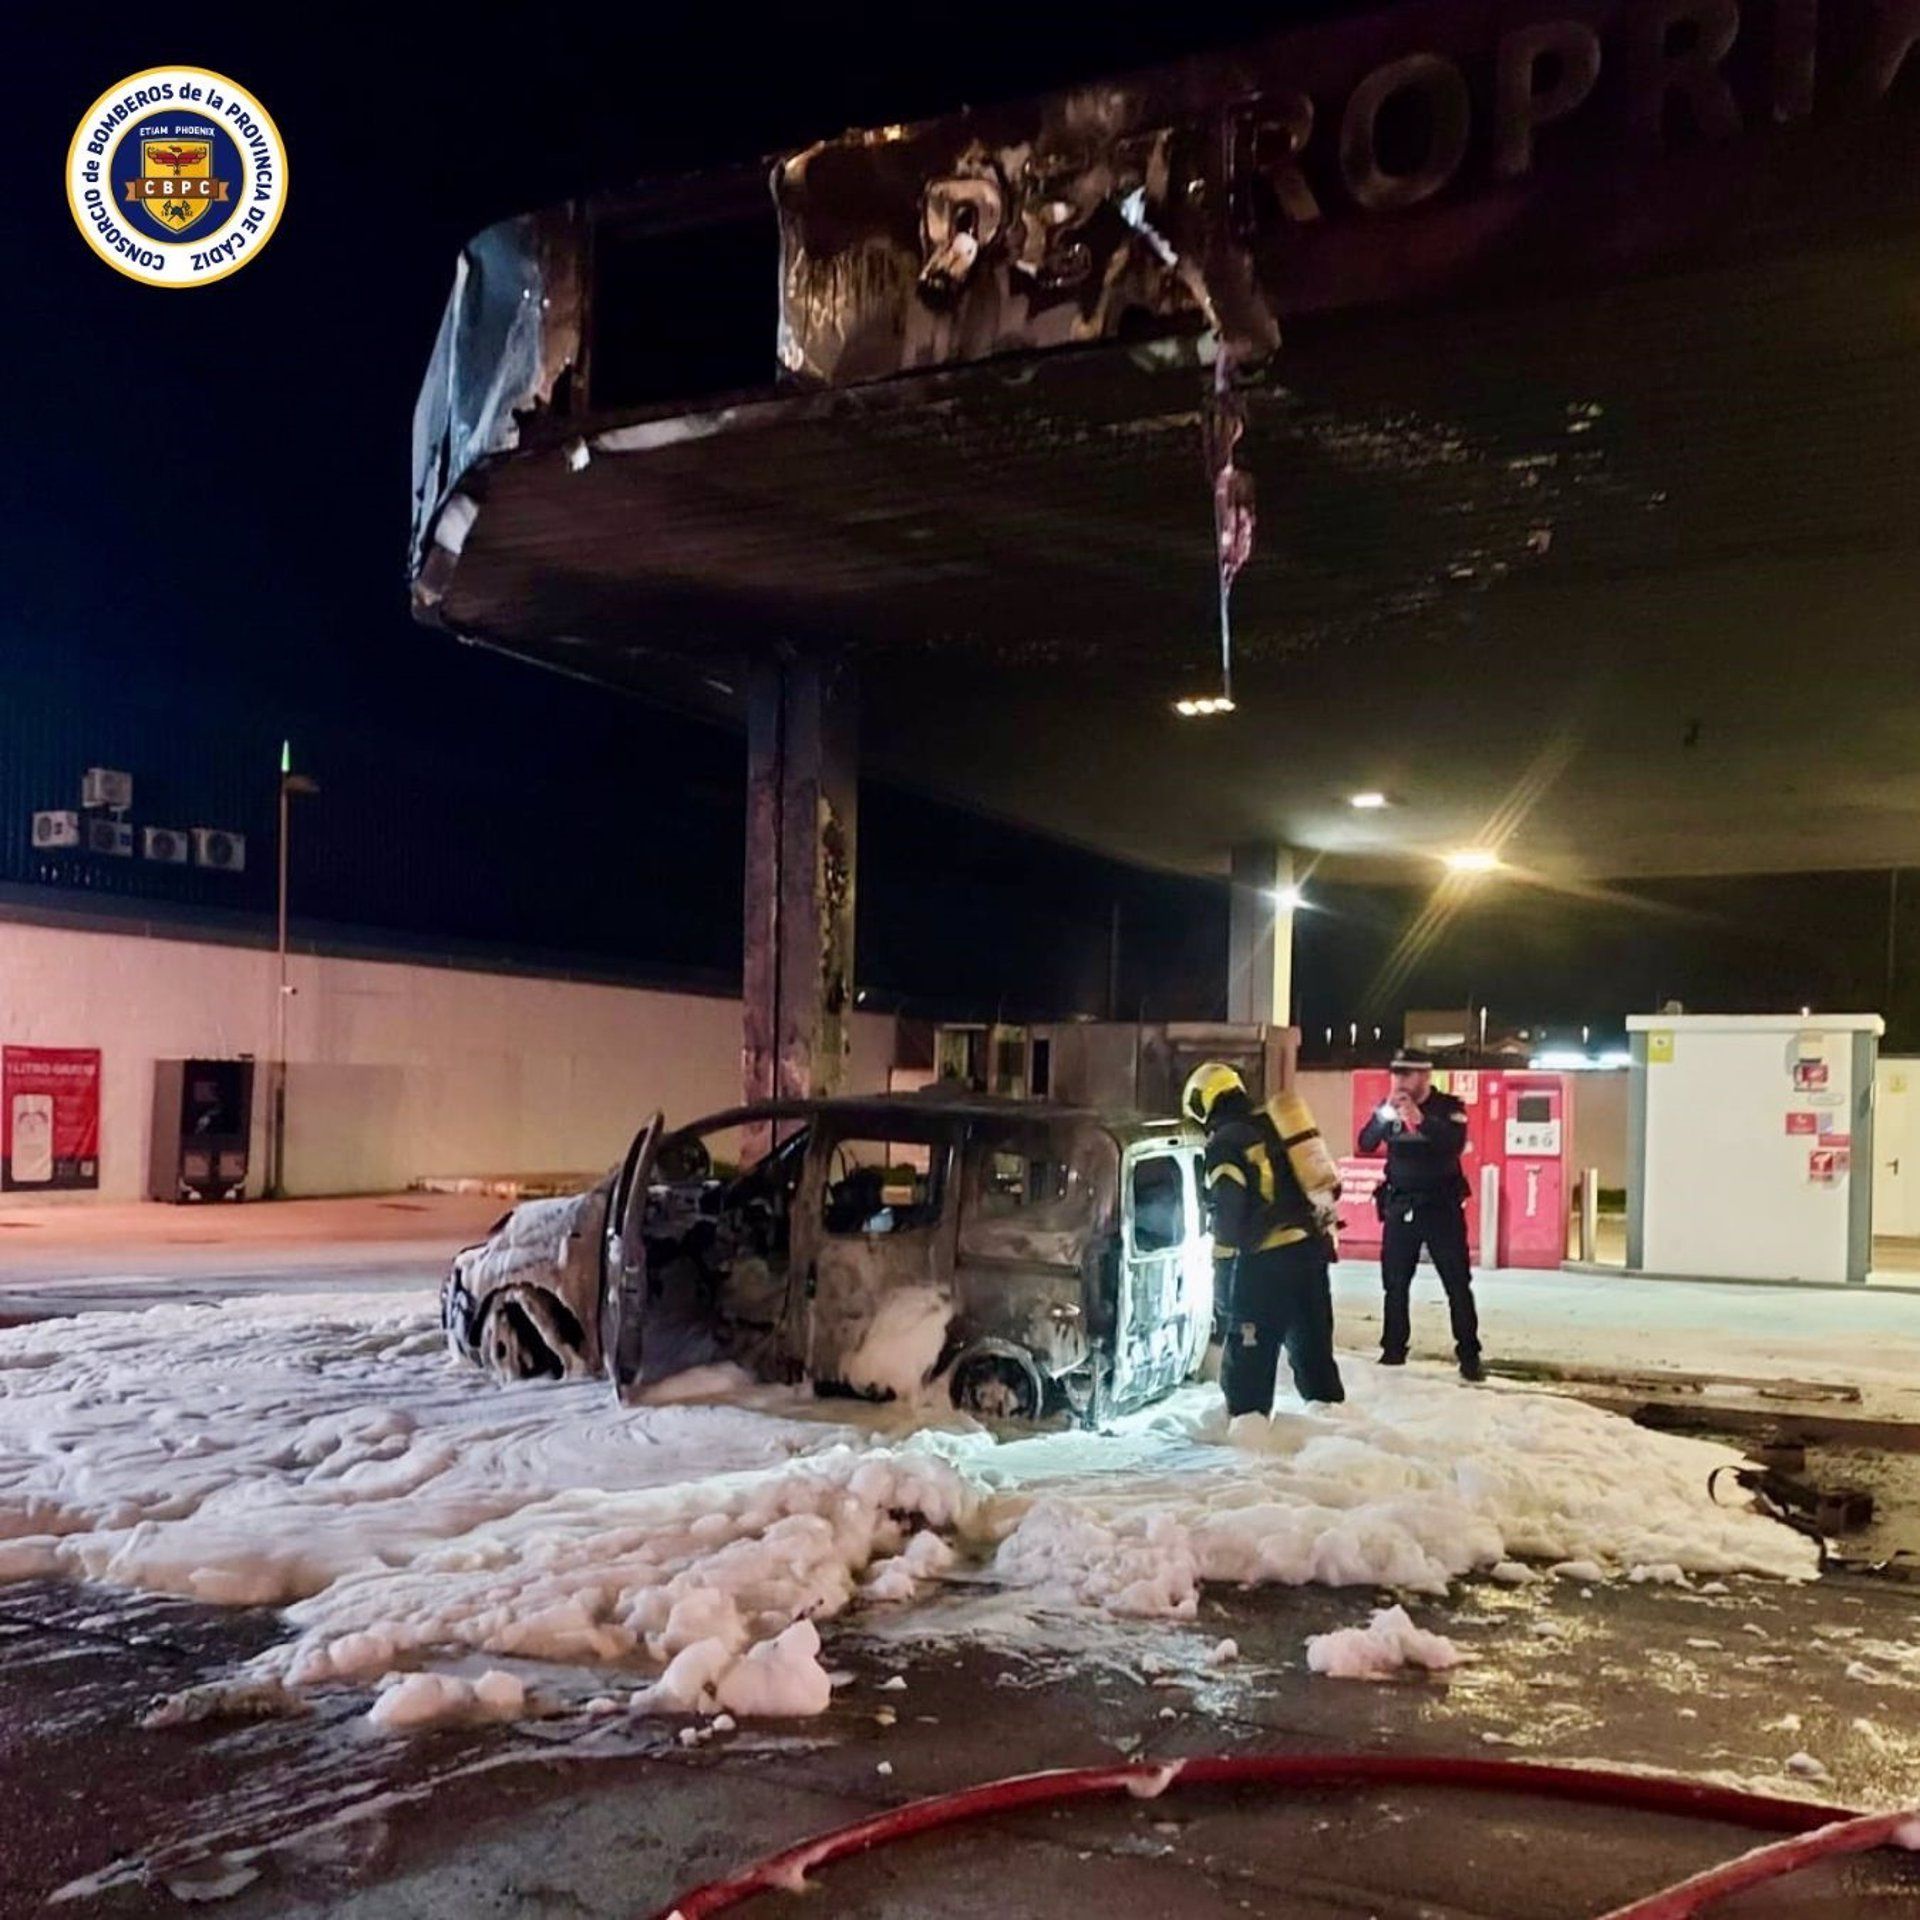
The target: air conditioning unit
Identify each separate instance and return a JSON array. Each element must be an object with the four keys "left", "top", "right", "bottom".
[
  {"left": 82, "top": 767, "right": 134, "bottom": 812},
  {"left": 193, "top": 827, "right": 246, "bottom": 873},
  {"left": 85, "top": 817, "right": 134, "bottom": 858},
  {"left": 31, "top": 810, "right": 80, "bottom": 850},
  {"left": 143, "top": 826, "right": 191, "bottom": 865}
]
